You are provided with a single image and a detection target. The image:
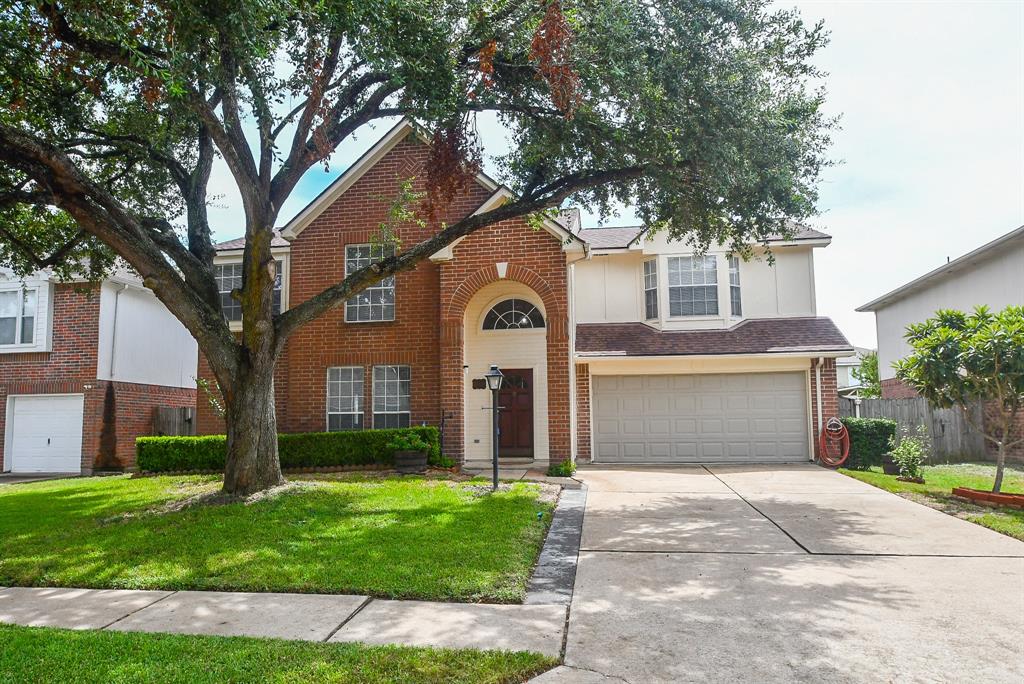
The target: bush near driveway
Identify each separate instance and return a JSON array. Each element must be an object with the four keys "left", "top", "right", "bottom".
[
  {"left": 0, "top": 624, "right": 557, "bottom": 684},
  {"left": 840, "top": 463, "right": 1024, "bottom": 541},
  {"left": 137, "top": 427, "right": 441, "bottom": 473},
  {"left": 840, "top": 417, "right": 897, "bottom": 469},
  {"left": 0, "top": 474, "right": 553, "bottom": 602}
]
